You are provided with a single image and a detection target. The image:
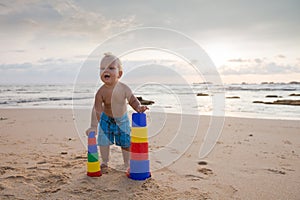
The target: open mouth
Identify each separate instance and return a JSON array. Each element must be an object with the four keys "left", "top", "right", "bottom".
[{"left": 104, "top": 74, "right": 110, "bottom": 79}]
